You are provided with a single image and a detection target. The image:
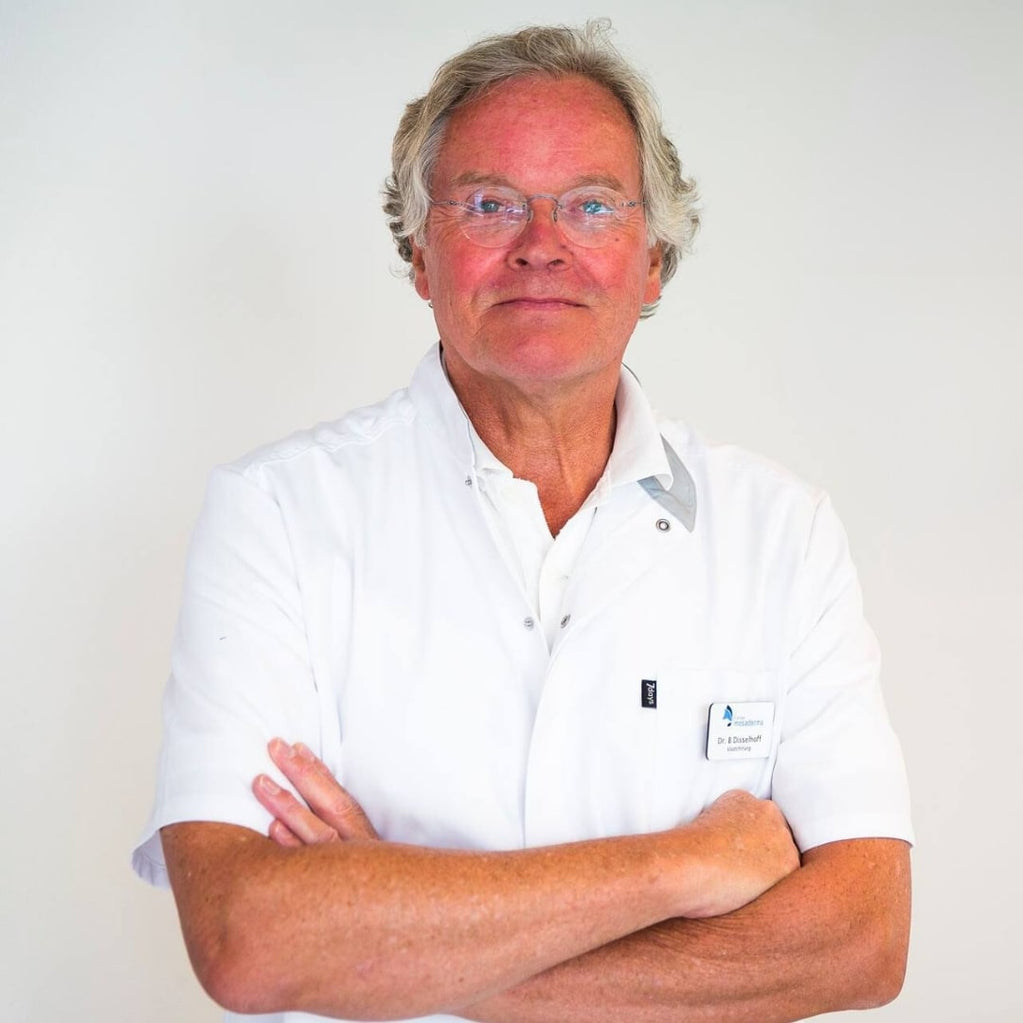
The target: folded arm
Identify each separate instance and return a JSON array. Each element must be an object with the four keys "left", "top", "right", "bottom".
[
  {"left": 269, "top": 742, "right": 908, "bottom": 1022},
  {"left": 161, "top": 740, "right": 799, "bottom": 1020},
  {"left": 464, "top": 836, "right": 910, "bottom": 1023}
]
